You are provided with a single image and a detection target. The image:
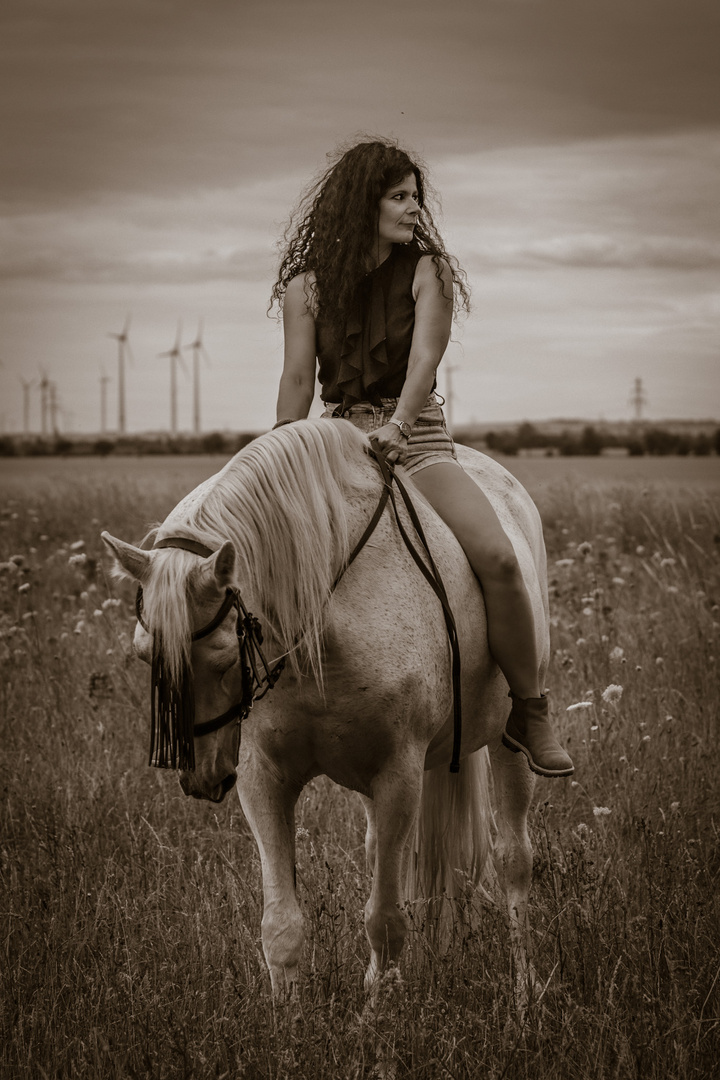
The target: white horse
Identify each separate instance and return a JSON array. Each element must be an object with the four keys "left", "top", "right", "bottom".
[{"left": 102, "top": 419, "right": 543, "bottom": 1001}]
